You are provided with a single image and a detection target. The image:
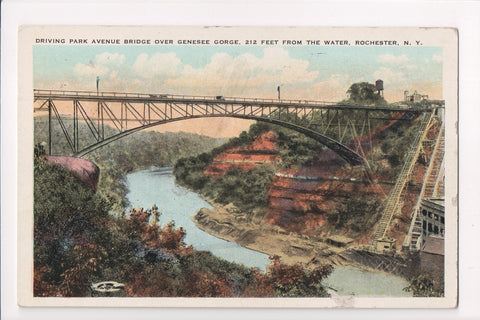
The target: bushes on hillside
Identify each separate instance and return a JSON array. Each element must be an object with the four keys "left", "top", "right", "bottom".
[
  {"left": 173, "top": 121, "right": 326, "bottom": 217},
  {"left": 403, "top": 273, "right": 444, "bottom": 297},
  {"left": 326, "top": 196, "right": 382, "bottom": 233},
  {"left": 34, "top": 158, "right": 332, "bottom": 297}
]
